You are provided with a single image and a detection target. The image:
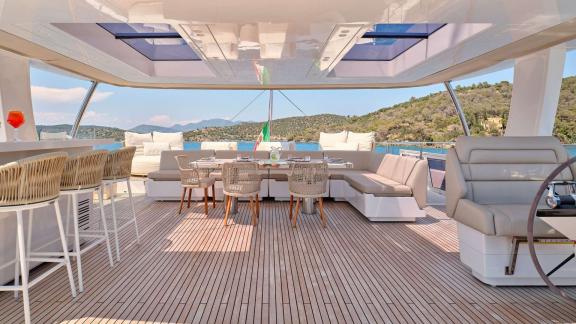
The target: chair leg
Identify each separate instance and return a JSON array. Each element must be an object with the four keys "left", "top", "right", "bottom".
[
  {"left": 179, "top": 188, "right": 187, "bottom": 215},
  {"left": 224, "top": 195, "right": 231, "bottom": 226},
  {"left": 65, "top": 195, "right": 71, "bottom": 235},
  {"left": 319, "top": 197, "right": 326, "bottom": 228},
  {"left": 126, "top": 179, "right": 140, "bottom": 244},
  {"left": 187, "top": 187, "right": 192, "bottom": 208},
  {"left": 26, "top": 209, "right": 34, "bottom": 272},
  {"left": 109, "top": 184, "right": 121, "bottom": 262},
  {"left": 98, "top": 188, "right": 114, "bottom": 267},
  {"left": 293, "top": 198, "right": 300, "bottom": 228},
  {"left": 14, "top": 228, "right": 20, "bottom": 299},
  {"left": 212, "top": 184, "right": 216, "bottom": 208},
  {"left": 16, "top": 211, "right": 31, "bottom": 324},
  {"left": 256, "top": 194, "right": 259, "bottom": 218},
  {"left": 54, "top": 200, "right": 77, "bottom": 299},
  {"left": 204, "top": 187, "right": 209, "bottom": 215},
  {"left": 250, "top": 196, "right": 257, "bottom": 226},
  {"left": 289, "top": 195, "right": 293, "bottom": 220},
  {"left": 71, "top": 193, "right": 84, "bottom": 292}
]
